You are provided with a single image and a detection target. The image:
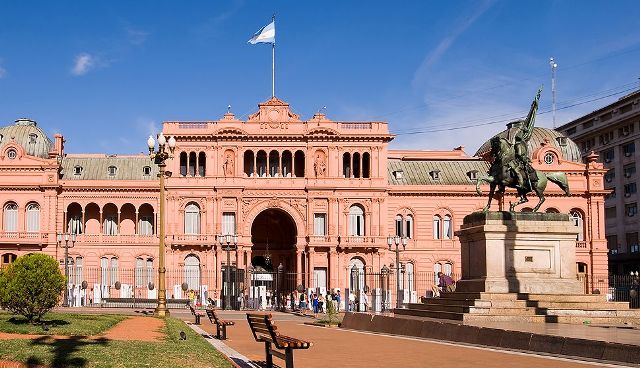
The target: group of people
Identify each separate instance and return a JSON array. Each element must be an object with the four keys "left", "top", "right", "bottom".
[{"left": 296, "top": 289, "right": 342, "bottom": 317}]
